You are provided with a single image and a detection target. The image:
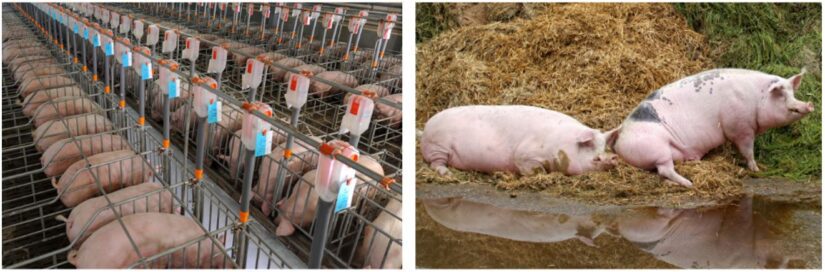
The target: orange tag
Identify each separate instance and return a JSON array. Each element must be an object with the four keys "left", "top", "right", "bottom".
[
  {"left": 319, "top": 143, "right": 335, "bottom": 155},
  {"left": 137, "top": 116, "right": 145, "bottom": 126},
  {"left": 283, "top": 149, "right": 292, "bottom": 159},
  {"left": 194, "top": 169, "right": 203, "bottom": 180},
  {"left": 162, "top": 139, "right": 170, "bottom": 148},
  {"left": 104, "top": 85, "right": 110, "bottom": 93},
  {"left": 93, "top": 74, "right": 98, "bottom": 81},
  {"left": 119, "top": 100, "right": 126, "bottom": 108}
]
